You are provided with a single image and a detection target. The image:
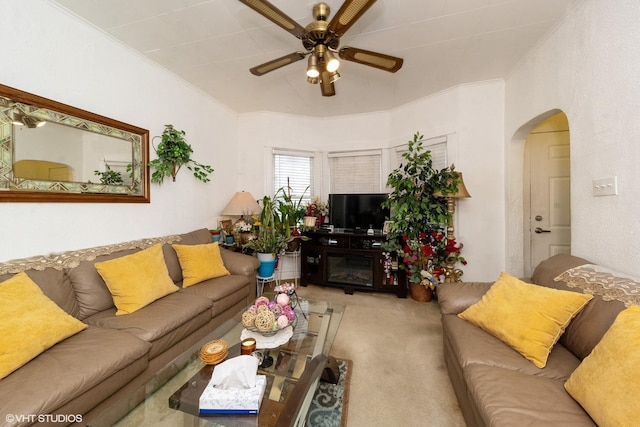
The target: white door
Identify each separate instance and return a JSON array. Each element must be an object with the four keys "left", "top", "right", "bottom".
[{"left": 525, "top": 113, "right": 571, "bottom": 276}]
